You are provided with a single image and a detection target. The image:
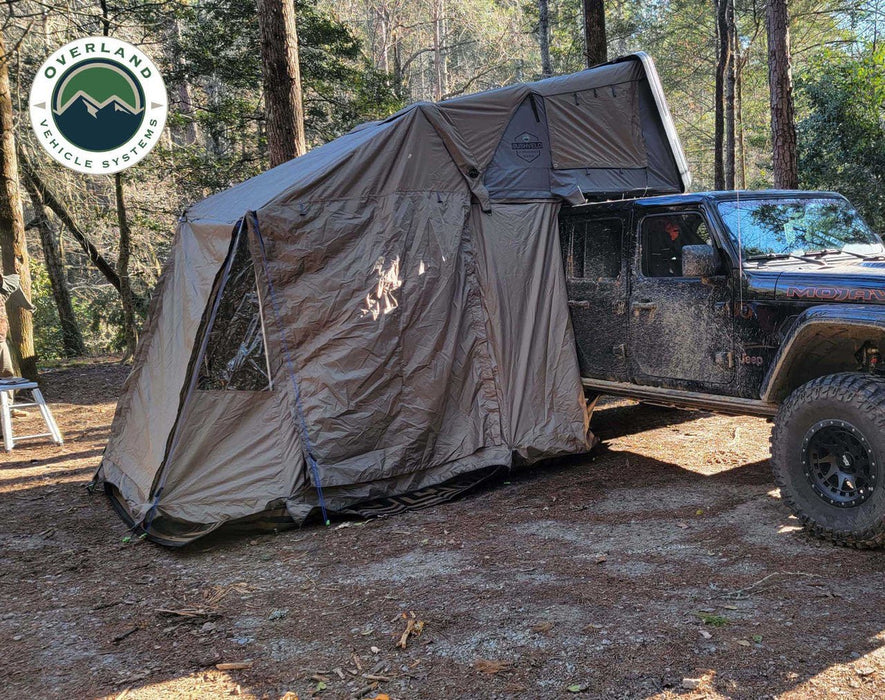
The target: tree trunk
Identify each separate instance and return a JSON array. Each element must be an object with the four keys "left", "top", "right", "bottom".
[
  {"left": 714, "top": 0, "right": 730, "bottom": 190},
  {"left": 23, "top": 177, "right": 86, "bottom": 357},
  {"left": 256, "top": 0, "right": 307, "bottom": 166},
  {"left": 724, "top": 0, "right": 736, "bottom": 189},
  {"left": 766, "top": 0, "right": 798, "bottom": 189},
  {"left": 736, "top": 41, "right": 747, "bottom": 189},
  {"left": 378, "top": 6, "right": 389, "bottom": 74},
  {"left": 114, "top": 174, "right": 138, "bottom": 361},
  {"left": 19, "top": 152, "right": 124, "bottom": 295},
  {"left": 392, "top": 29, "right": 404, "bottom": 102},
  {"left": 0, "top": 32, "right": 37, "bottom": 380},
  {"left": 538, "top": 0, "right": 552, "bottom": 77},
  {"left": 432, "top": 0, "right": 448, "bottom": 101},
  {"left": 582, "top": 0, "right": 607, "bottom": 68},
  {"left": 168, "top": 17, "right": 200, "bottom": 147}
]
